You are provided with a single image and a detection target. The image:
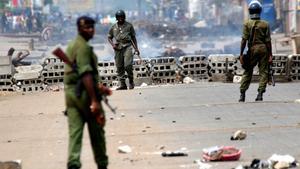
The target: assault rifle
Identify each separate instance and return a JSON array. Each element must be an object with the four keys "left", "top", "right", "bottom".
[
  {"left": 268, "top": 63, "right": 275, "bottom": 86},
  {"left": 52, "top": 47, "right": 117, "bottom": 114}
]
